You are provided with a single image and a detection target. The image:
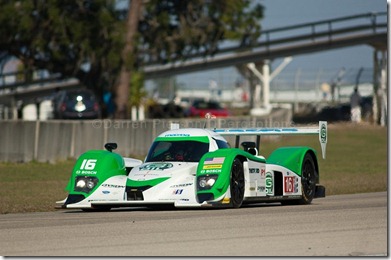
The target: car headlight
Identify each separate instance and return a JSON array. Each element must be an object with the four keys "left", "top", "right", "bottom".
[
  {"left": 197, "top": 175, "right": 218, "bottom": 190},
  {"left": 76, "top": 179, "right": 86, "bottom": 188},
  {"left": 74, "top": 176, "right": 98, "bottom": 193},
  {"left": 86, "top": 180, "right": 95, "bottom": 189}
]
